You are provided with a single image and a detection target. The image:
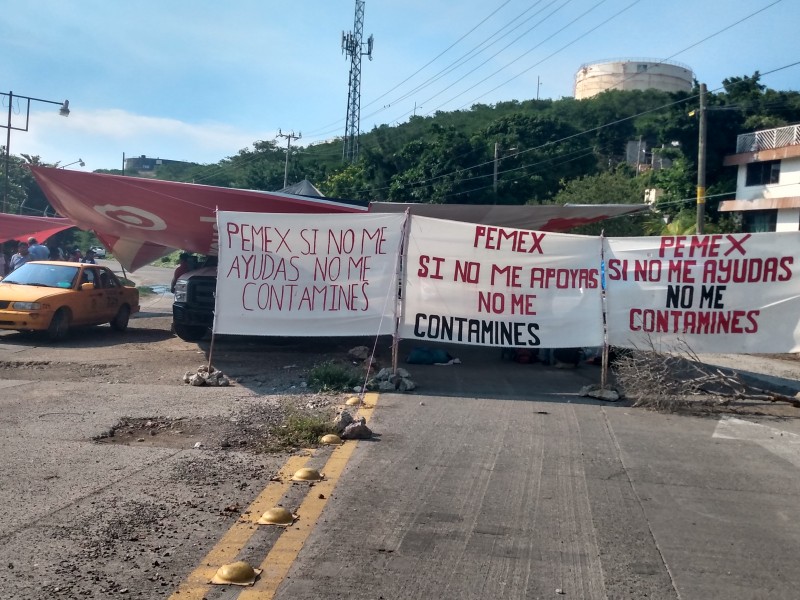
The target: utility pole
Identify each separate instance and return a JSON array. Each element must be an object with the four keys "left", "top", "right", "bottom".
[
  {"left": 342, "top": 0, "right": 373, "bottom": 163},
  {"left": 278, "top": 129, "right": 301, "bottom": 188},
  {"left": 696, "top": 83, "right": 707, "bottom": 235},
  {"left": 537, "top": 76, "right": 542, "bottom": 100},
  {"left": 493, "top": 142, "right": 499, "bottom": 197}
]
